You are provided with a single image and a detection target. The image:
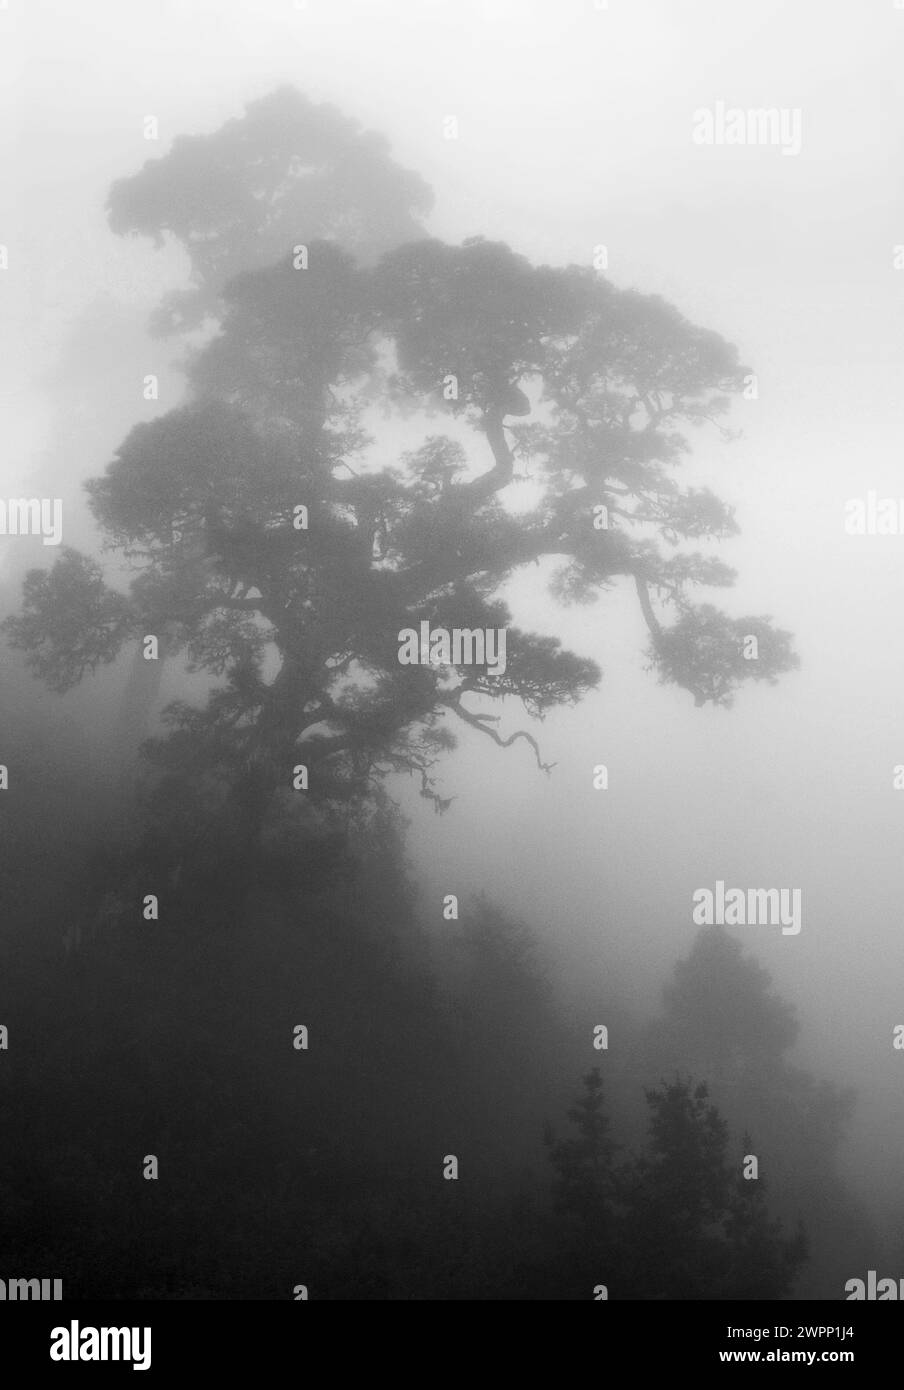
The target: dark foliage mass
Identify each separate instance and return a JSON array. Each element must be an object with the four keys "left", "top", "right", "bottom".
[
  {"left": 0, "top": 88, "right": 856, "bottom": 1300},
  {"left": 0, "top": 787, "right": 818, "bottom": 1297}
]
